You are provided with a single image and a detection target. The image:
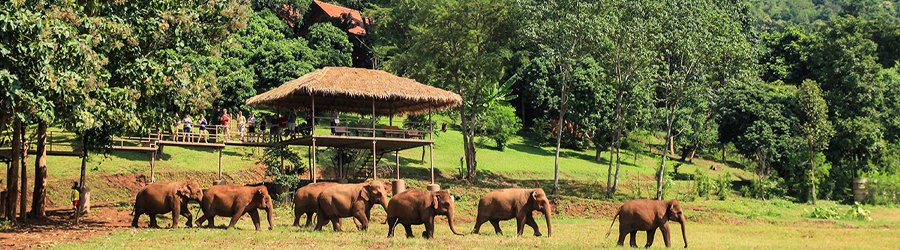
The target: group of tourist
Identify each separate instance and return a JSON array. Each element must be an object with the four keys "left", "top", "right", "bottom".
[{"left": 170, "top": 109, "right": 307, "bottom": 143}]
